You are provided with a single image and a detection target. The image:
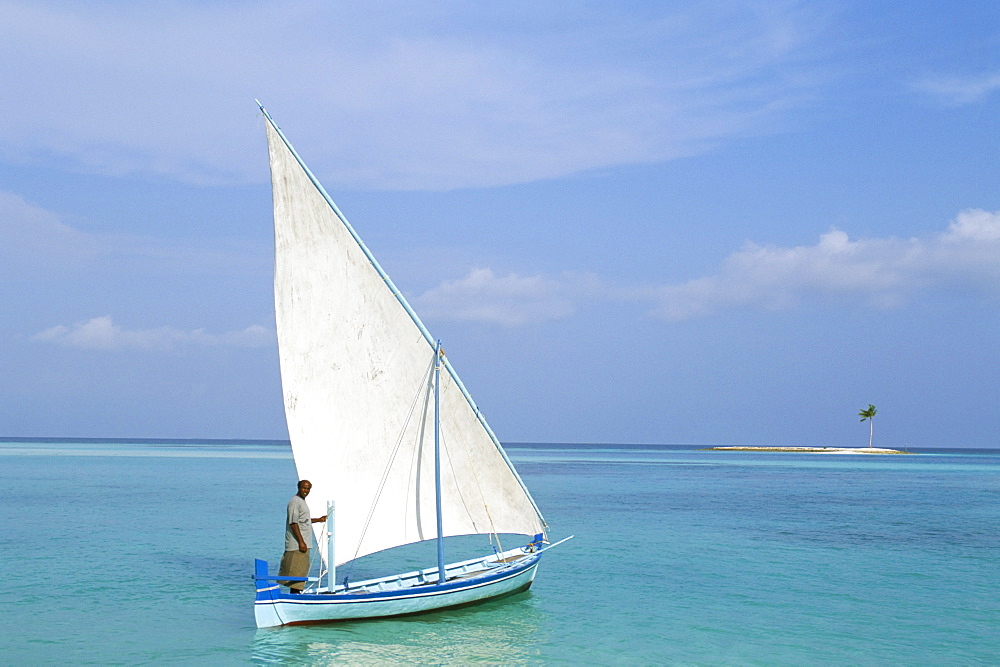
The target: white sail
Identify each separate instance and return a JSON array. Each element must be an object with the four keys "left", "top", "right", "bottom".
[{"left": 264, "top": 113, "right": 546, "bottom": 566}]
